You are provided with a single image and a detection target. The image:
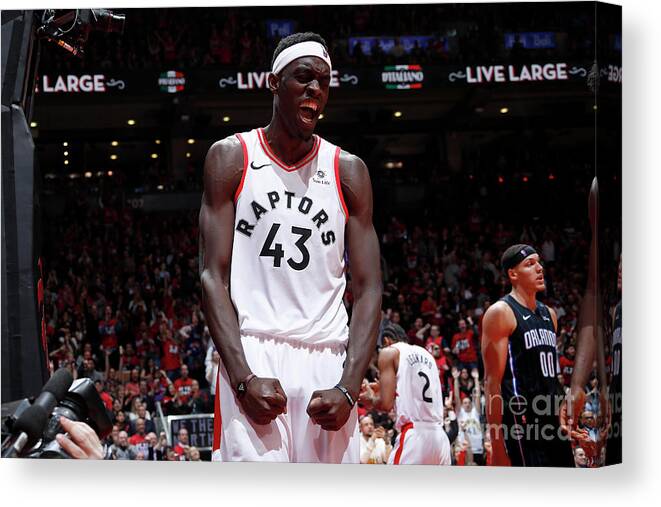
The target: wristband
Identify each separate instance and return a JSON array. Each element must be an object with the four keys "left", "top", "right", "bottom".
[
  {"left": 334, "top": 384, "right": 356, "bottom": 407},
  {"left": 236, "top": 373, "right": 256, "bottom": 399}
]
